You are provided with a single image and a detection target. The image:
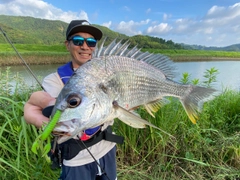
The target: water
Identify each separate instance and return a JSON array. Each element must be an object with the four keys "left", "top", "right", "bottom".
[
  {"left": 1, "top": 60, "right": 240, "bottom": 91},
  {"left": 174, "top": 61, "right": 240, "bottom": 91}
]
